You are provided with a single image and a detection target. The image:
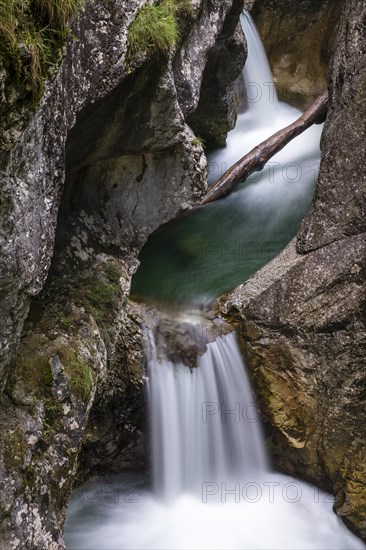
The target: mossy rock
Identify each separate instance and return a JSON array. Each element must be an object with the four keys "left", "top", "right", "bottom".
[
  {"left": 57, "top": 347, "right": 93, "bottom": 401},
  {"left": 2, "top": 428, "right": 28, "bottom": 470},
  {"left": 127, "top": 0, "right": 193, "bottom": 61},
  {"left": 0, "top": 0, "right": 85, "bottom": 100}
]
